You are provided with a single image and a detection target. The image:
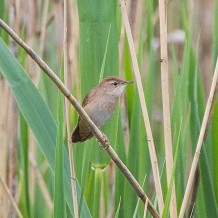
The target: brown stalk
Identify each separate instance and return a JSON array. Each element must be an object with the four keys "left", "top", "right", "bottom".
[
  {"left": 8, "top": 2, "right": 19, "bottom": 217},
  {"left": 179, "top": 58, "right": 218, "bottom": 218},
  {"left": 119, "top": 0, "right": 164, "bottom": 214},
  {"left": 119, "top": 0, "right": 143, "bottom": 148},
  {"left": 158, "top": 0, "right": 177, "bottom": 217},
  {"left": 0, "top": 19, "right": 159, "bottom": 218},
  {"left": 64, "top": 0, "right": 79, "bottom": 217},
  {"left": 0, "top": 82, "right": 10, "bottom": 218}
]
